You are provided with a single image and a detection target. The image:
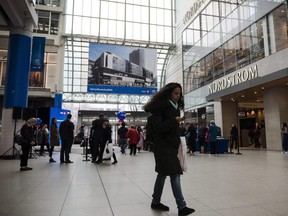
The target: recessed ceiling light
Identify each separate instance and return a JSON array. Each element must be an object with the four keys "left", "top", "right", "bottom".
[
  {"left": 242, "top": 95, "right": 245, "bottom": 97},
  {"left": 261, "top": 87, "right": 265, "bottom": 89}
]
